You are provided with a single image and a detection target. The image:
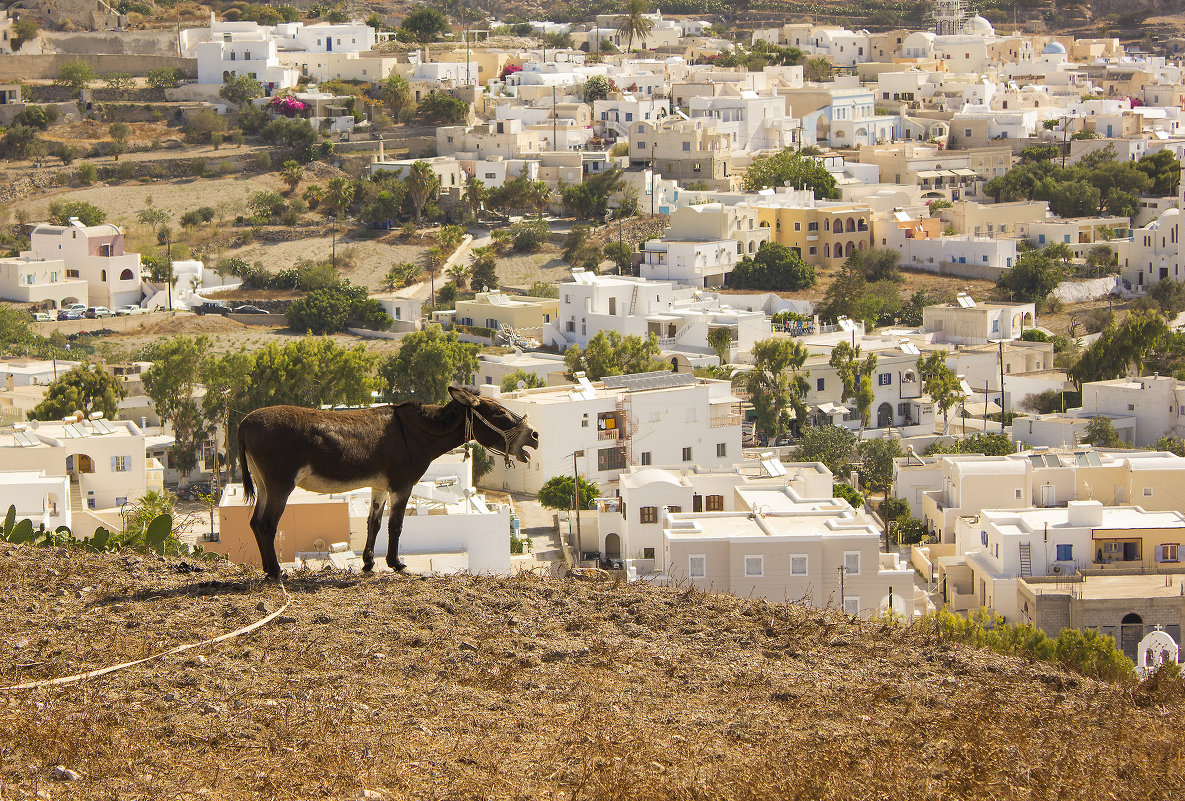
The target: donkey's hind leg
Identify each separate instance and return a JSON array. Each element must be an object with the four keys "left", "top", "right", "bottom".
[
  {"left": 248, "top": 473, "right": 294, "bottom": 580},
  {"left": 362, "top": 489, "right": 389, "bottom": 572}
]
